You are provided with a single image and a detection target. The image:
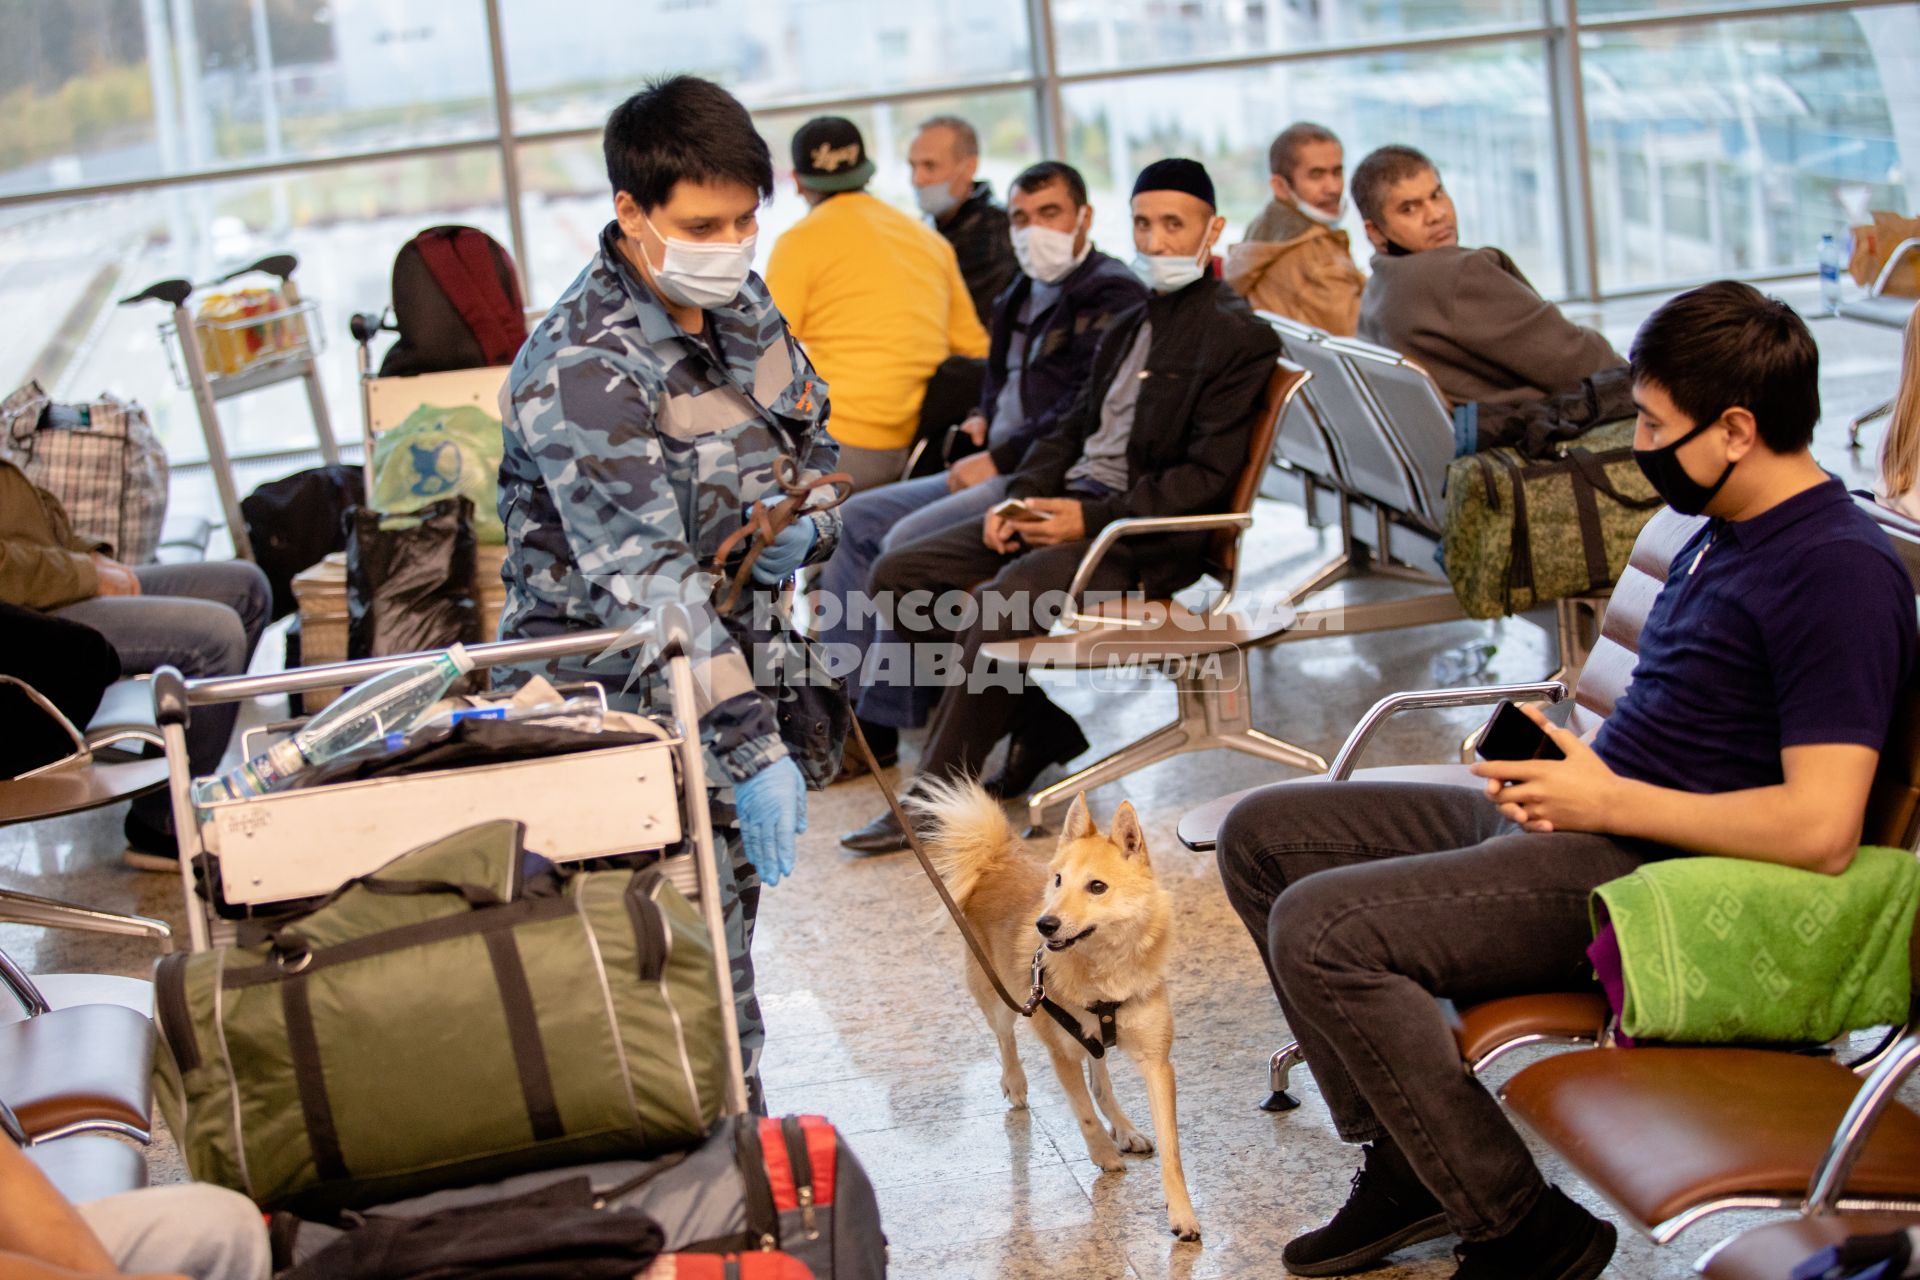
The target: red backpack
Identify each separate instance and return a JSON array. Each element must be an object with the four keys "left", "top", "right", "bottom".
[{"left": 379, "top": 225, "right": 528, "bottom": 377}]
